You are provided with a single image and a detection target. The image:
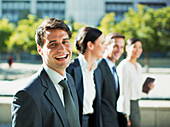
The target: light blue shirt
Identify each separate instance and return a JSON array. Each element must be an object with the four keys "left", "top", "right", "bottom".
[{"left": 104, "top": 58, "right": 118, "bottom": 92}]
